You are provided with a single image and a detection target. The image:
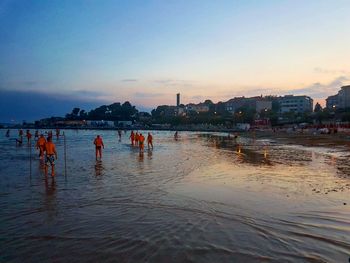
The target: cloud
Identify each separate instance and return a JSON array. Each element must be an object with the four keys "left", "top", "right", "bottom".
[
  {"left": 121, "top": 79, "right": 138, "bottom": 82},
  {"left": 0, "top": 89, "right": 107, "bottom": 123},
  {"left": 189, "top": 95, "right": 206, "bottom": 100},
  {"left": 152, "top": 79, "right": 194, "bottom": 87},
  {"left": 288, "top": 76, "right": 349, "bottom": 99},
  {"left": 314, "top": 67, "right": 350, "bottom": 75},
  {"left": 133, "top": 92, "right": 165, "bottom": 98},
  {"left": 70, "top": 89, "right": 111, "bottom": 100}
]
